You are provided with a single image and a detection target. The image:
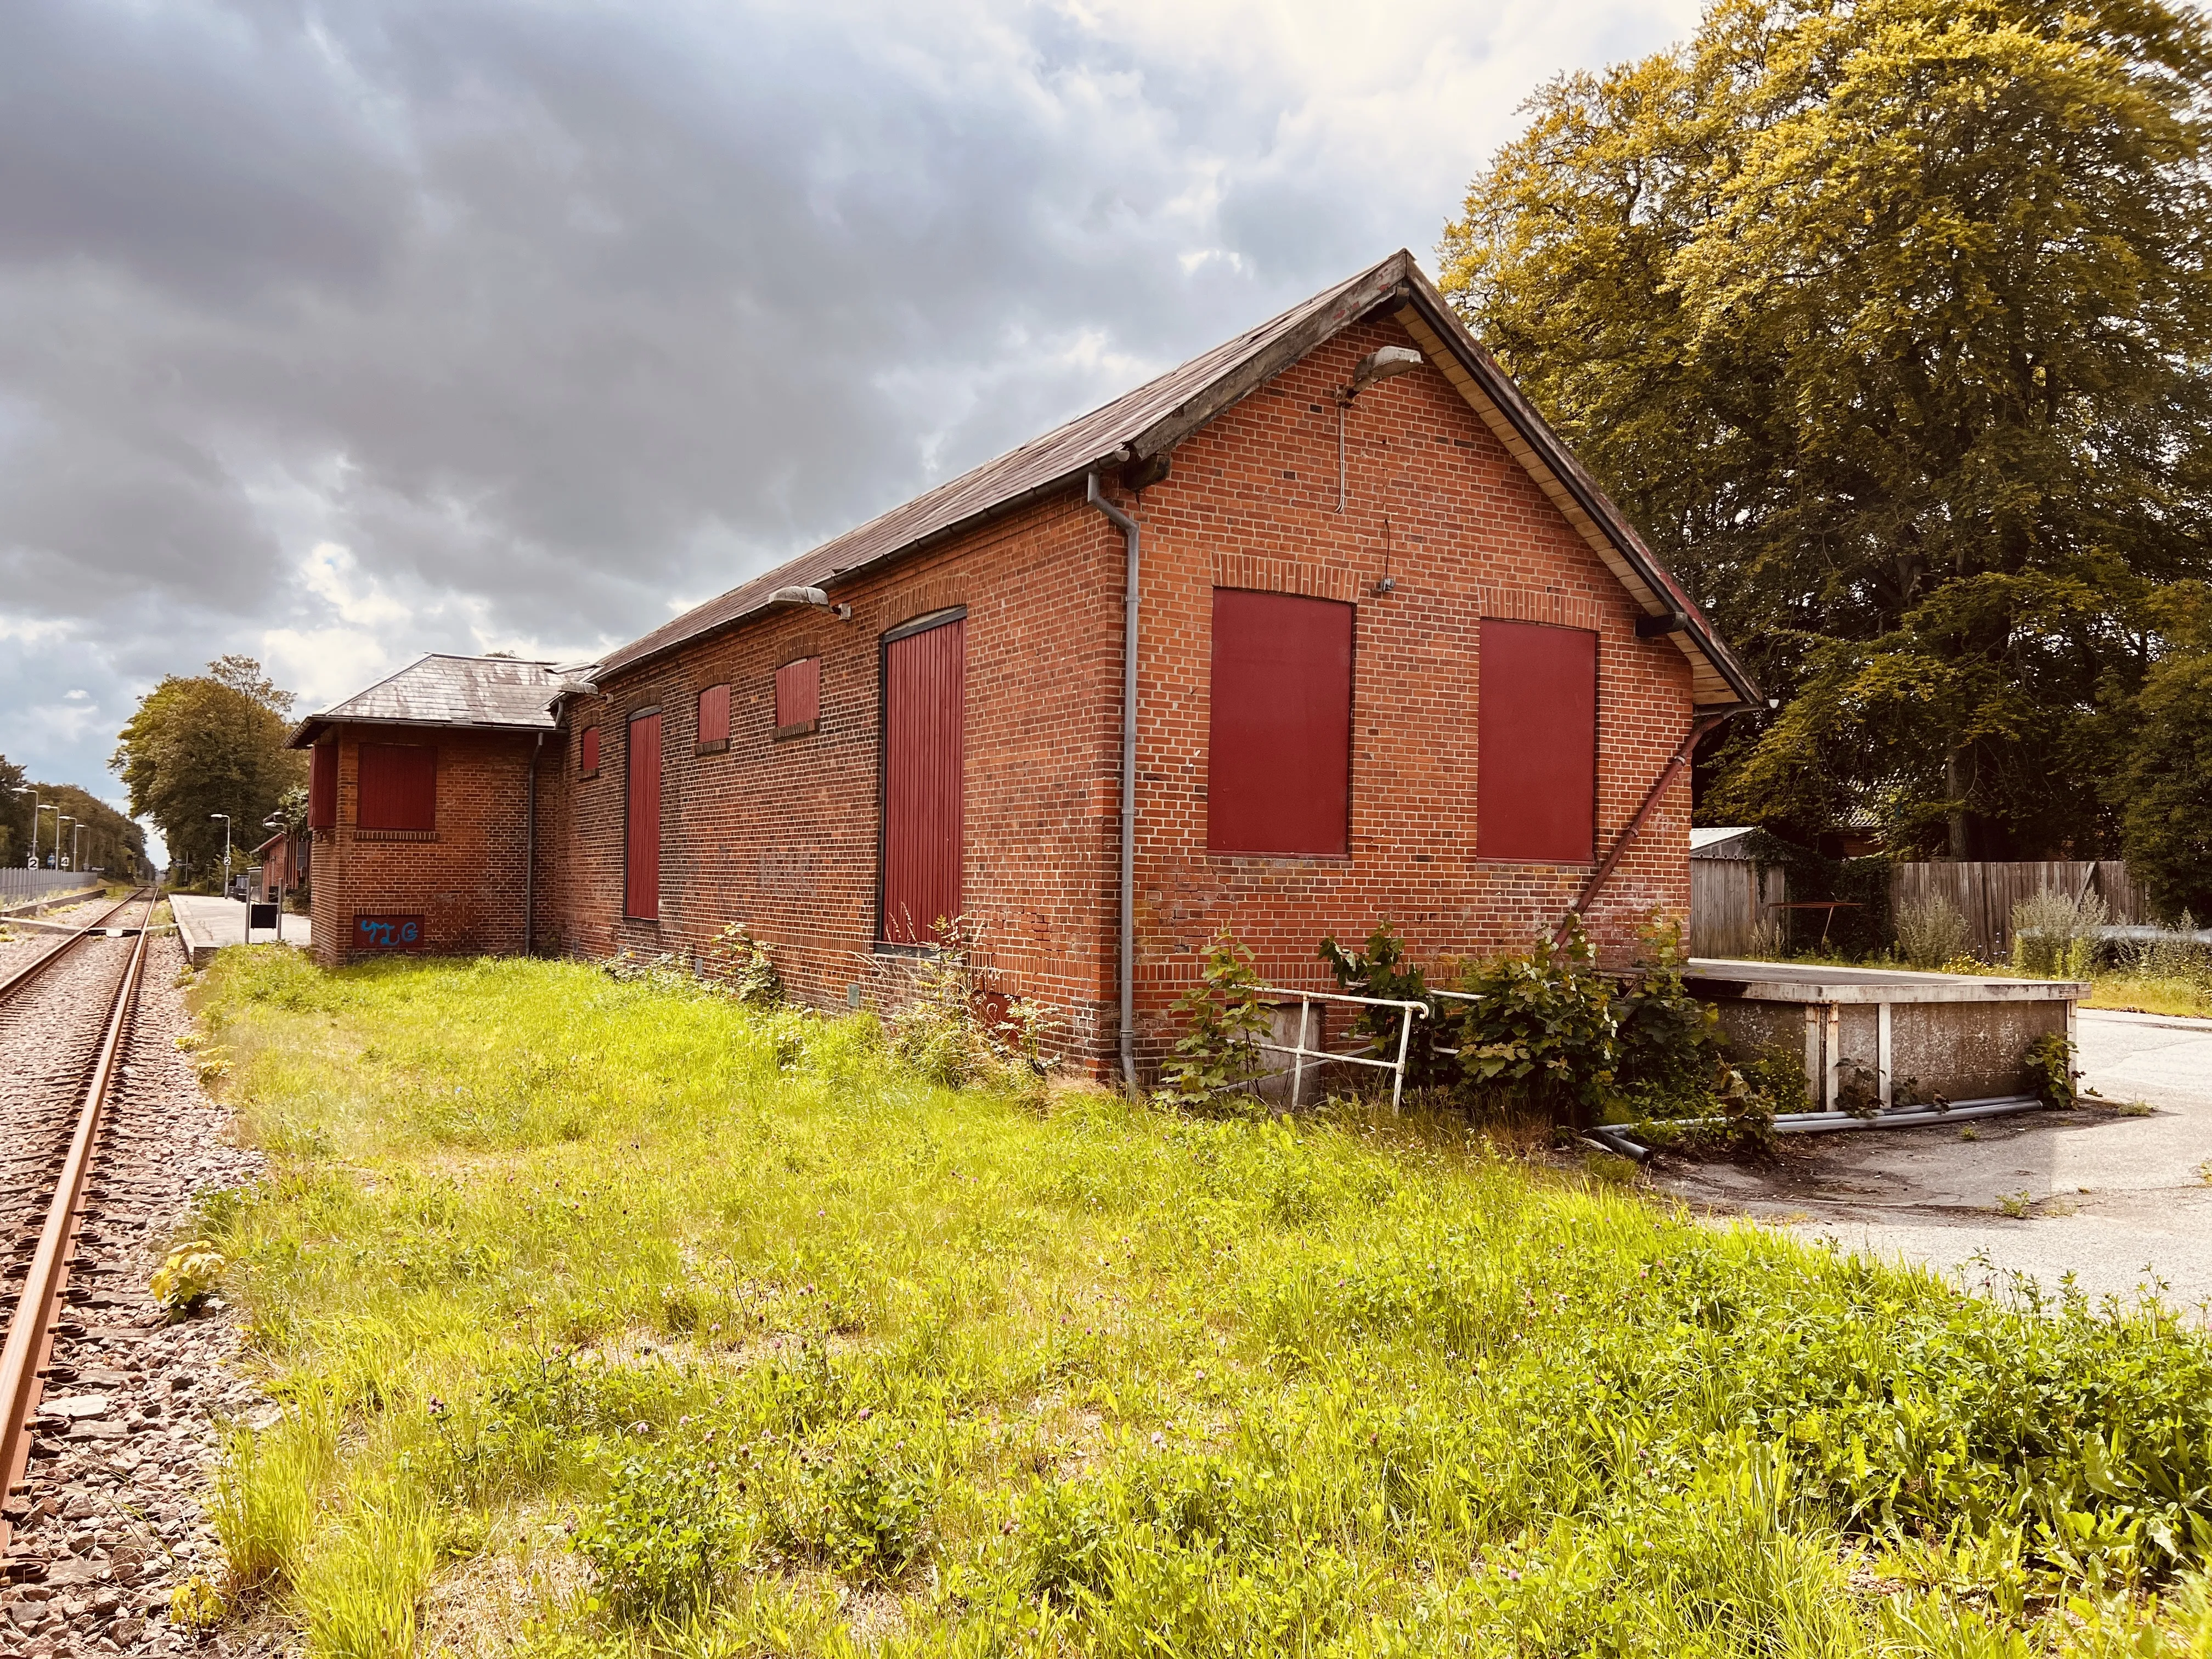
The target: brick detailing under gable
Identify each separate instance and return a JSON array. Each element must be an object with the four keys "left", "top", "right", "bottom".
[
  {"left": 1210, "top": 553, "right": 1362, "bottom": 605},
  {"left": 1475, "top": 584, "right": 1604, "bottom": 633}
]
